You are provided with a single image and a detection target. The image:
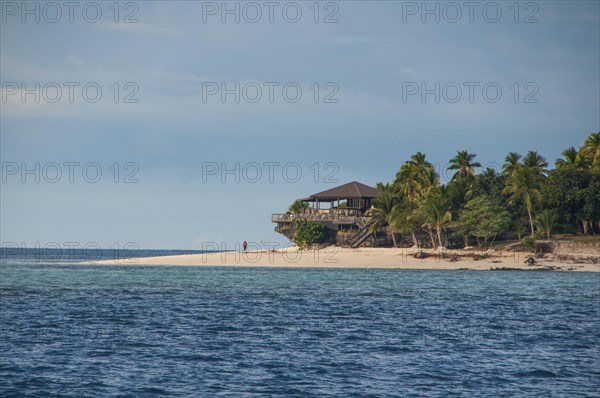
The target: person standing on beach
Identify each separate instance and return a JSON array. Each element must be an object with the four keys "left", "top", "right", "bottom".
[{"left": 243, "top": 241, "right": 247, "bottom": 252}]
